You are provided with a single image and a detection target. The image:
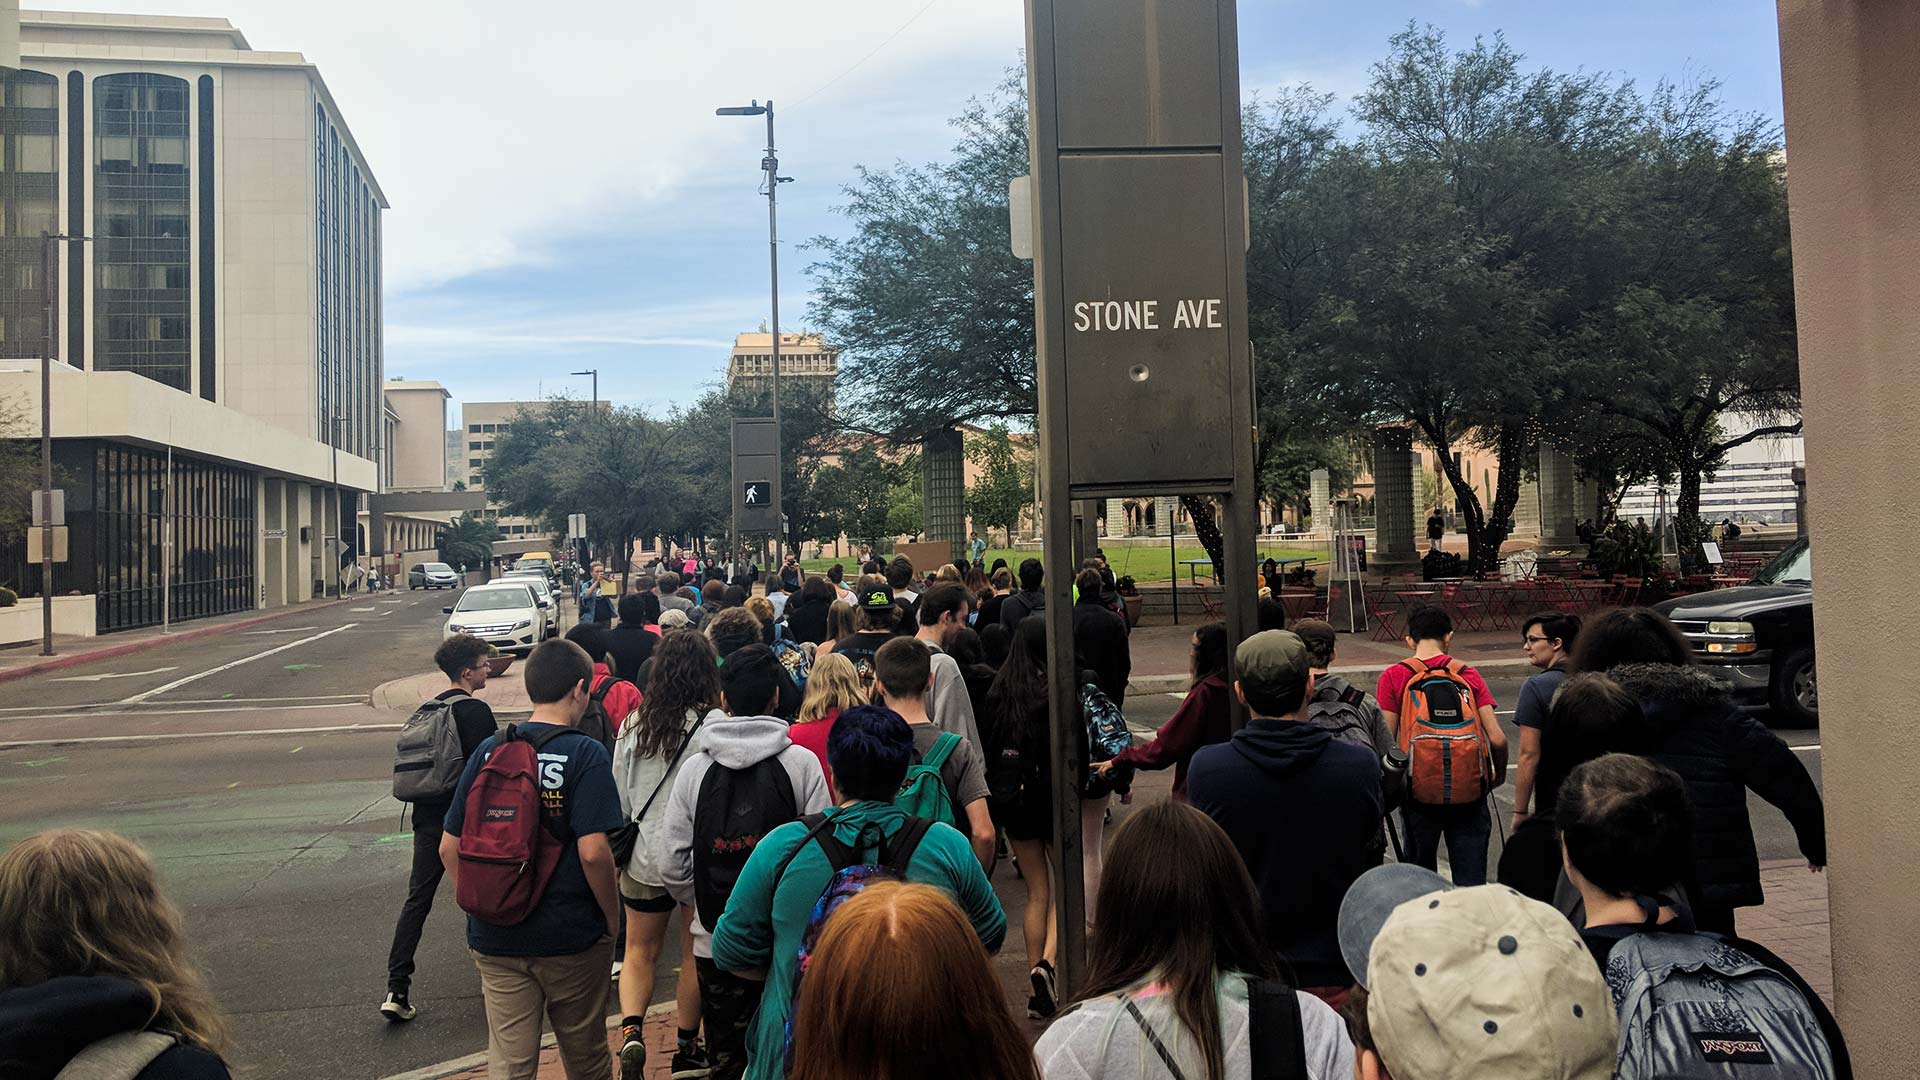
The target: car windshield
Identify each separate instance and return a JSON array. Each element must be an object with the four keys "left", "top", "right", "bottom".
[
  {"left": 423, "top": 563, "right": 452, "bottom": 573},
  {"left": 1753, "top": 539, "right": 1812, "bottom": 586},
  {"left": 456, "top": 588, "right": 533, "bottom": 612}
]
